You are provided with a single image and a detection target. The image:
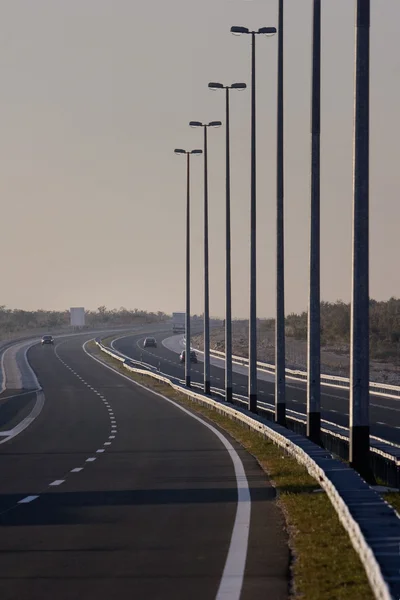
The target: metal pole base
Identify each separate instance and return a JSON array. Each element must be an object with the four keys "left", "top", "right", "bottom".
[
  {"left": 307, "top": 411, "right": 321, "bottom": 445},
  {"left": 226, "top": 387, "right": 233, "bottom": 403},
  {"left": 275, "top": 403, "right": 286, "bottom": 427},
  {"left": 350, "top": 425, "right": 375, "bottom": 483},
  {"left": 185, "top": 377, "right": 191, "bottom": 388},
  {"left": 204, "top": 380, "right": 211, "bottom": 395},
  {"left": 249, "top": 394, "right": 257, "bottom": 414}
]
